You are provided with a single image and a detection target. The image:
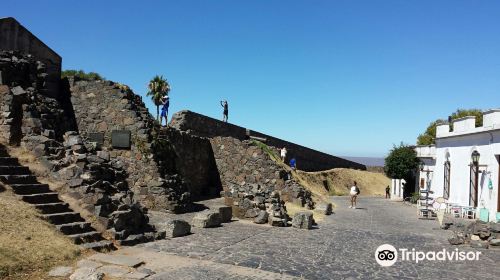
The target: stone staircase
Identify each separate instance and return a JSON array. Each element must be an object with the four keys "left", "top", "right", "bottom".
[{"left": 0, "top": 145, "right": 115, "bottom": 251}]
